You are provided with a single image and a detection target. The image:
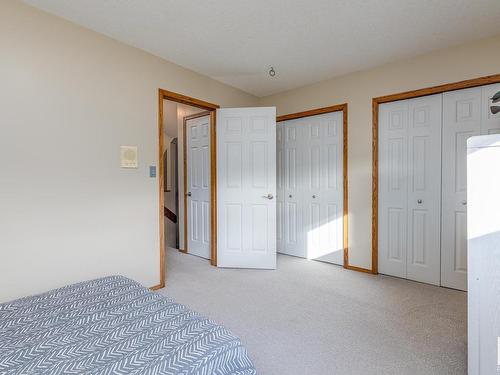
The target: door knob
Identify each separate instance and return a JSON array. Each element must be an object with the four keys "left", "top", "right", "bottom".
[
  {"left": 289, "top": 194, "right": 292, "bottom": 198},
  {"left": 462, "top": 200, "right": 467, "bottom": 205},
  {"left": 312, "top": 195, "right": 316, "bottom": 199},
  {"left": 187, "top": 192, "right": 192, "bottom": 197},
  {"left": 262, "top": 193, "right": 274, "bottom": 200},
  {"left": 417, "top": 199, "right": 422, "bottom": 204}
]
